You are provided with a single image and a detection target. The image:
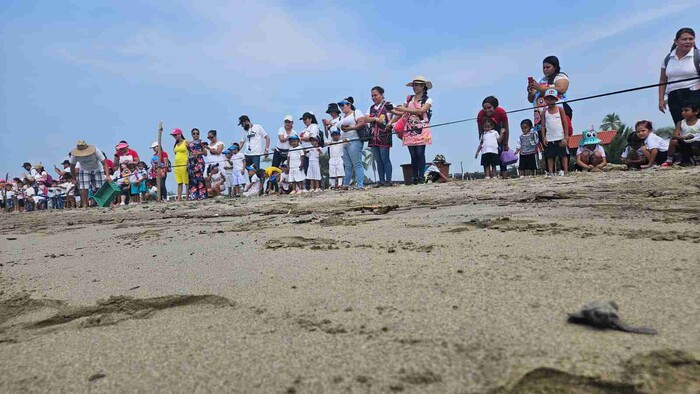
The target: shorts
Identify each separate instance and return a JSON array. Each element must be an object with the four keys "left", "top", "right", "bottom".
[
  {"left": 519, "top": 153, "right": 538, "bottom": 170},
  {"left": 480, "top": 152, "right": 500, "bottom": 167},
  {"left": 231, "top": 171, "right": 247, "bottom": 186},
  {"left": 288, "top": 168, "right": 305, "bottom": 183},
  {"left": 130, "top": 182, "right": 147, "bottom": 195},
  {"left": 78, "top": 169, "right": 105, "bottom": 191},
  {"left": 654, "top": 150, "right": 668, "bottom": 165},
  {"left": 543, "top": 141, "right": 569, "bottom": 159},
  {"left": 329, "top": 158, "right": 344, "bottom": 178}
]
